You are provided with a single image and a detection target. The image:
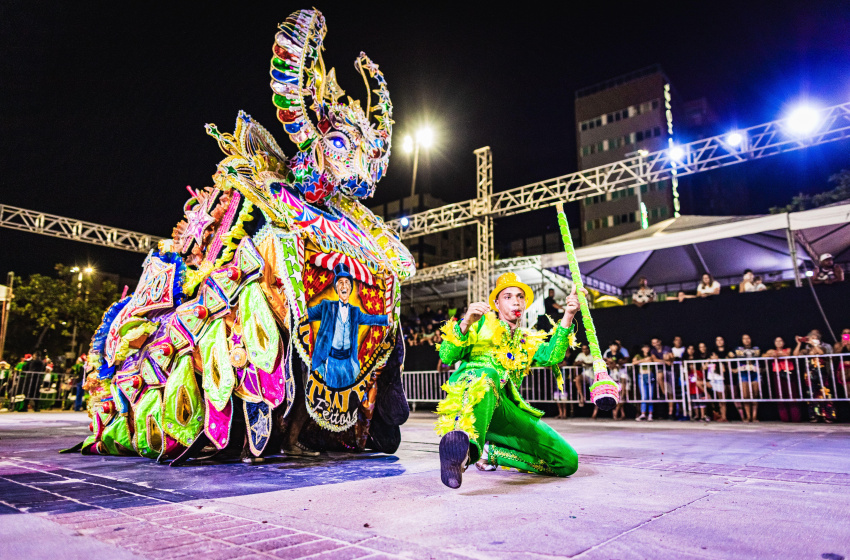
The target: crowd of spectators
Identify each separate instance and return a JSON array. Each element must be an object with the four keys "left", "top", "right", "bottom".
[
  {"left": 0, "top": 353, "right": 86, "bottom": 412},
  {"left": 556, "top": 328, "right": 850, "bottom": 424},
  {"left": 622, "top": 254, "right": 846, "bottom": 306},
  {"left": 401, "top": 304, "right": 464, "bottom": 348}
]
